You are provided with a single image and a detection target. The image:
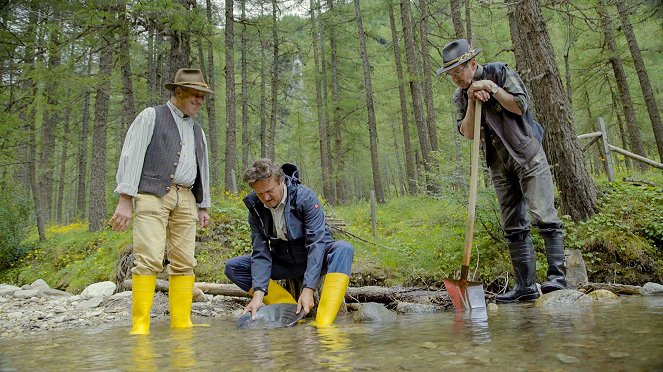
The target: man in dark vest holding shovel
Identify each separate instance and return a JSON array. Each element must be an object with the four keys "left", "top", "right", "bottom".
[
  {"left": 110, "top": 68, "right": 213, "bottom": 334},
  {"left": 225, "top": 158, "right": 354, "bottom": 326},
  {"left": 437, "top": 39, "right": 567, "bottom": 303}
]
